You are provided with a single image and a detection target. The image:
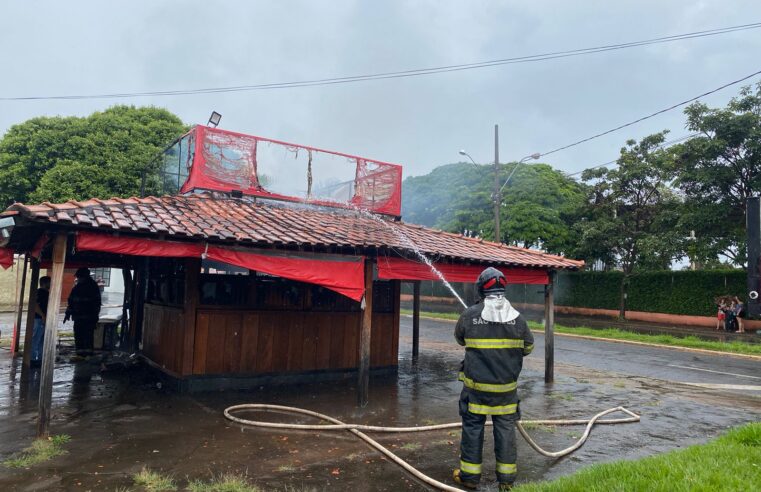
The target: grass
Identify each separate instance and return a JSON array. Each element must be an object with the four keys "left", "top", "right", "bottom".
[
  {"left": 537, "top": 323, "right": 761, "bottom": 356},
  {"left": 520, "top": 422, "right": 557, "bottom": 433},
  {"left": 401, "top": 308, "right": 460, "bottom": 320},
  {"left": 131, "top": 469, "right": 317, "bottom": 492},
  {"left": 516, "top": 422, "right": 761, "bottom": 491},
  {"left": 399, "top": 442, "right": 422, "bottom": 451},
  {"left": 3, "top": 434, "right": 70, "bottom": 468},
  {"left": 187, "top": 473, "right": 259, "bottom": 492},
  {"left": 133, "top": 468, "right": 177, "bottom": 491},
  {"left": 400, "top": 309, "right": 761, "bottom": 356}
]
